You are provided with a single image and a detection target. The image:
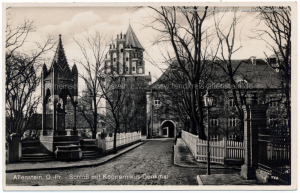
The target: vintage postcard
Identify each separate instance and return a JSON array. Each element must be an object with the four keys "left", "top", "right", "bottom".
[{"left": 2, "top": 1, "right": 297, "bottom": 191}]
